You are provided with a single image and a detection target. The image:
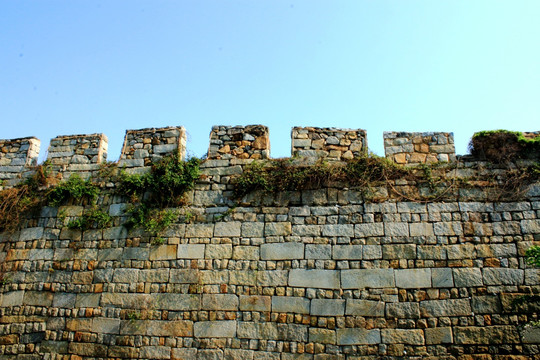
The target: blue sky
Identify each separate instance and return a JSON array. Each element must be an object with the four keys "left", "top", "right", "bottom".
[{"left": 1, "top": 1, "right": 539, "bottom": 162}]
